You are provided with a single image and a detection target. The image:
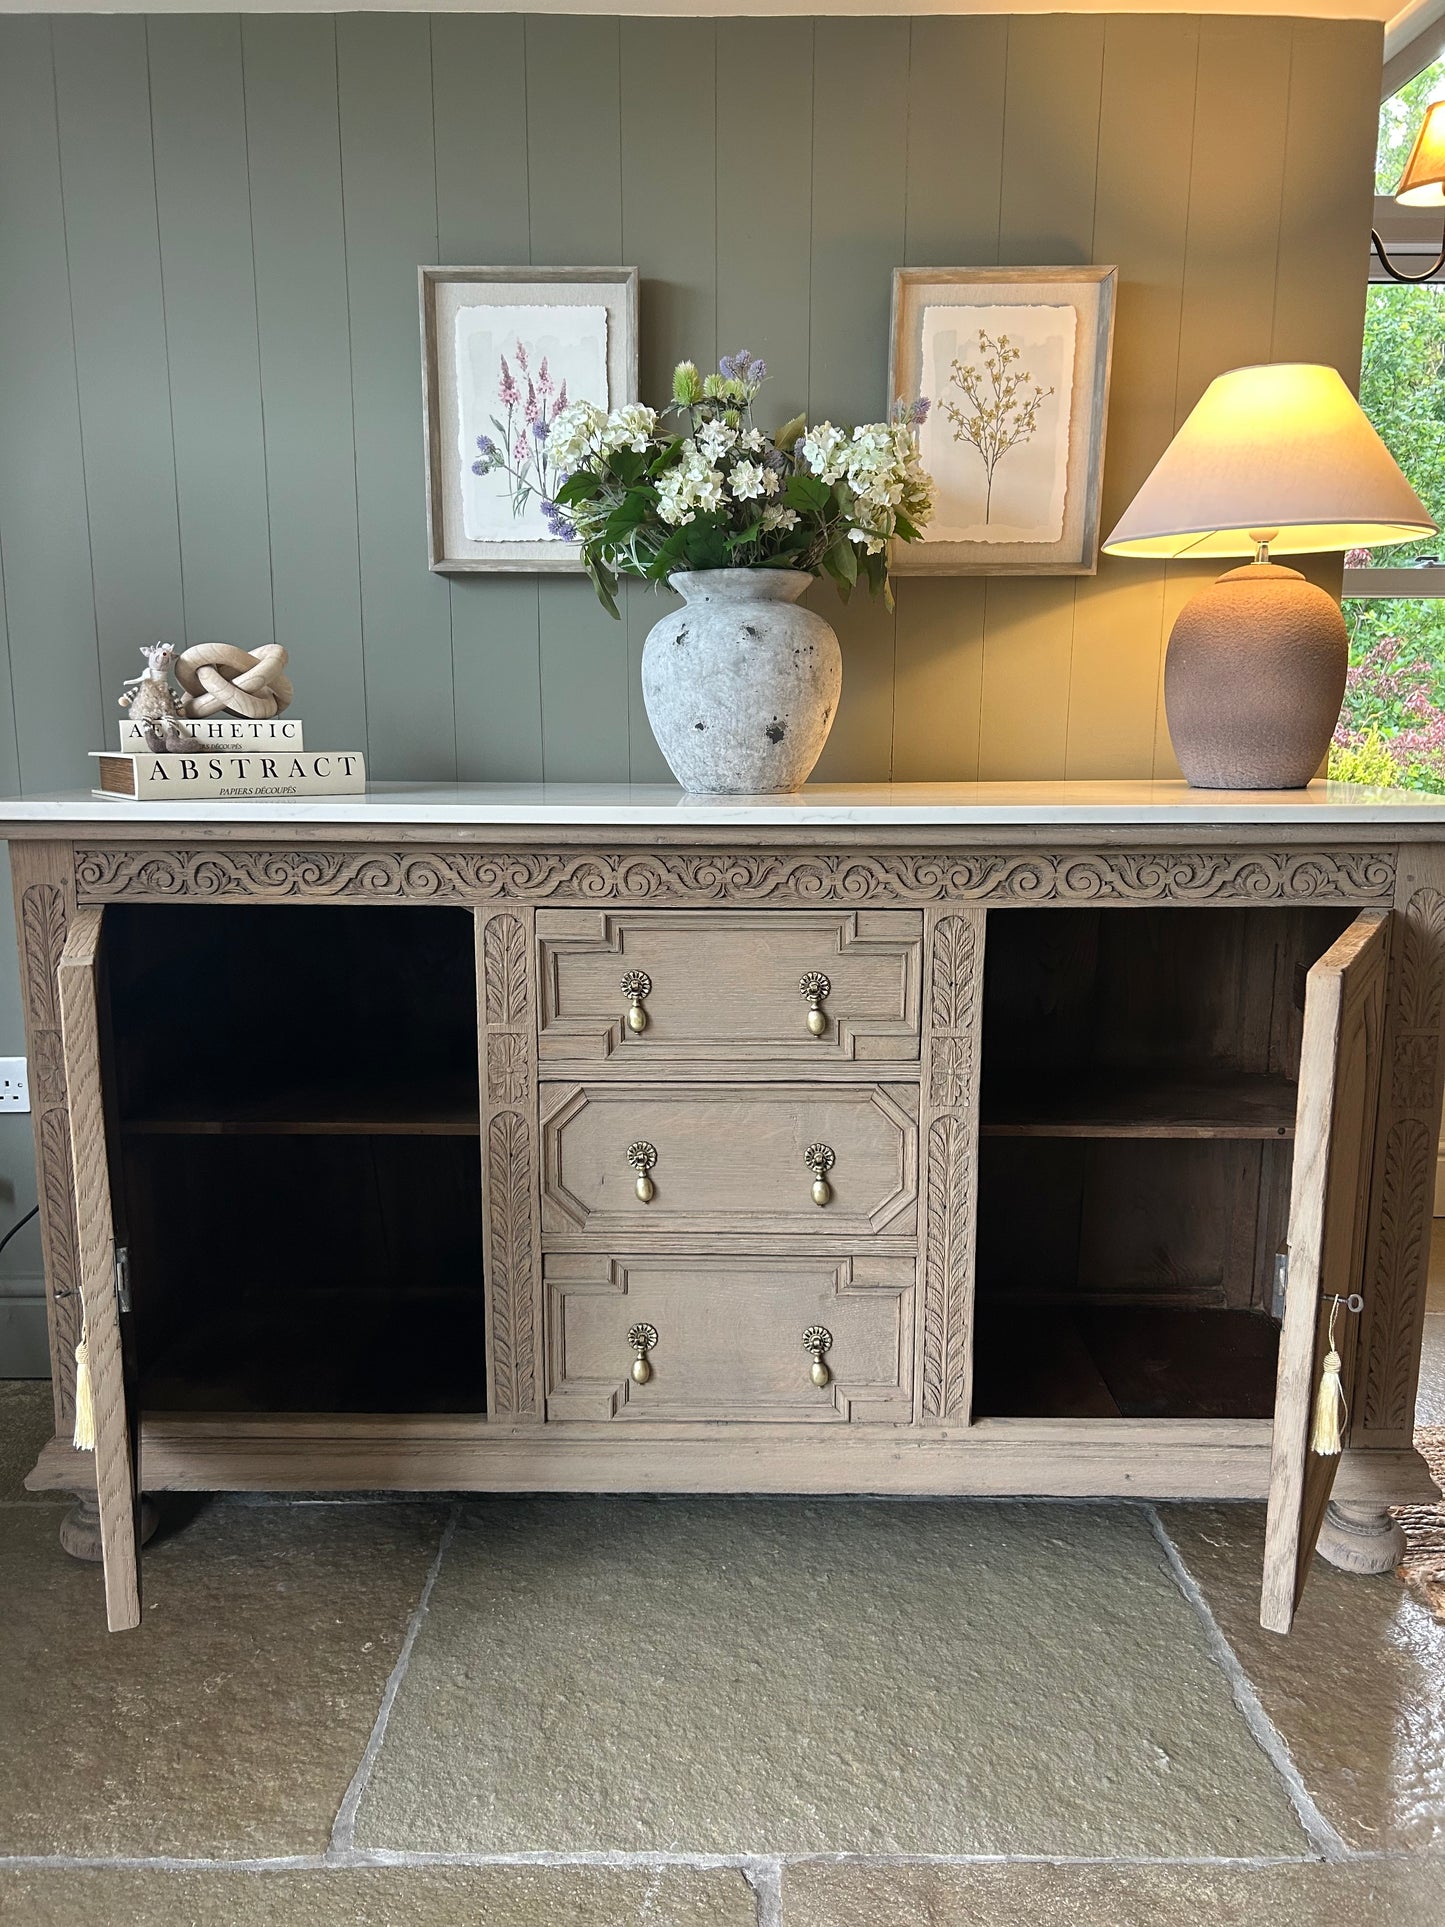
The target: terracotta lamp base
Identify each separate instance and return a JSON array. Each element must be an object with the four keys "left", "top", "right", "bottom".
[{"left": 1164, "top": 560, "right": 1348, "bottom": 789}]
